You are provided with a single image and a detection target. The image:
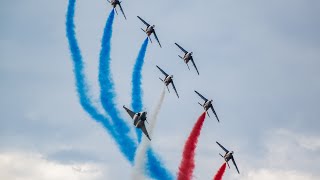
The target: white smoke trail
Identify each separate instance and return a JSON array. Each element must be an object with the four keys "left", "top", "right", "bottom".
[{"left": 132, "top": 87, "right": 166, "bottom": 180}]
